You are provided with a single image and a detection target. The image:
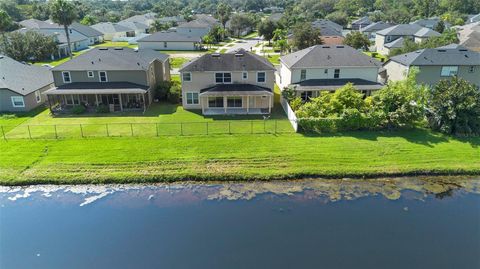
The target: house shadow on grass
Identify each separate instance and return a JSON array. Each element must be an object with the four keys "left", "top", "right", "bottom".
[{"left": 300, "top": 128, "right": 480, "bottom": 148}]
